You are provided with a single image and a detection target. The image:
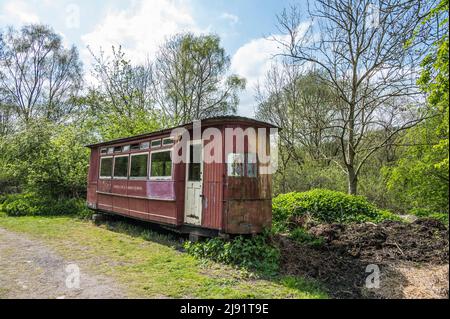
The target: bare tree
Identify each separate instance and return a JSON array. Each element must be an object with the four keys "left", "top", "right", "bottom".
[
  {"left": 0, "top": 24, "right": 82, "bottom": 125},
  {"left": 274, "top": 0, "right": 432, "bottom": 194},
  {"left": 150, "top": 33, "right": 246, "bottom": 125}
]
